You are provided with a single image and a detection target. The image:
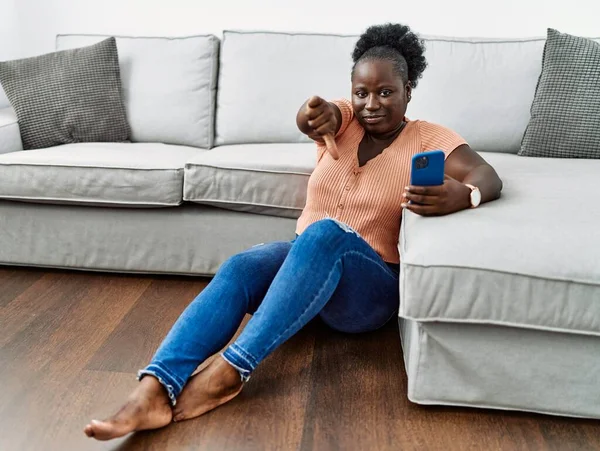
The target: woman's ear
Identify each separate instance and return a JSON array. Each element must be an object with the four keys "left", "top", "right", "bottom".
[{"left": 406, "top": 83, "right": 413, "bottom": 103}]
